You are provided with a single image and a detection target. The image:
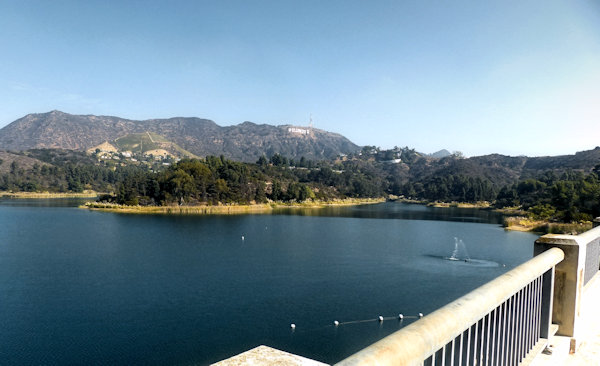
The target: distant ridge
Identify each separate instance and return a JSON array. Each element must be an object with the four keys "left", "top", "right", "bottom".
[
  {"left": 429, "top": 149, "right": 452, "bottom": 158},
  {"left": 407, "top": 148, "right": 600, "bottom": 189},
  {"left": 0, "top": 111, "right": 360, "bottom": 162}
]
